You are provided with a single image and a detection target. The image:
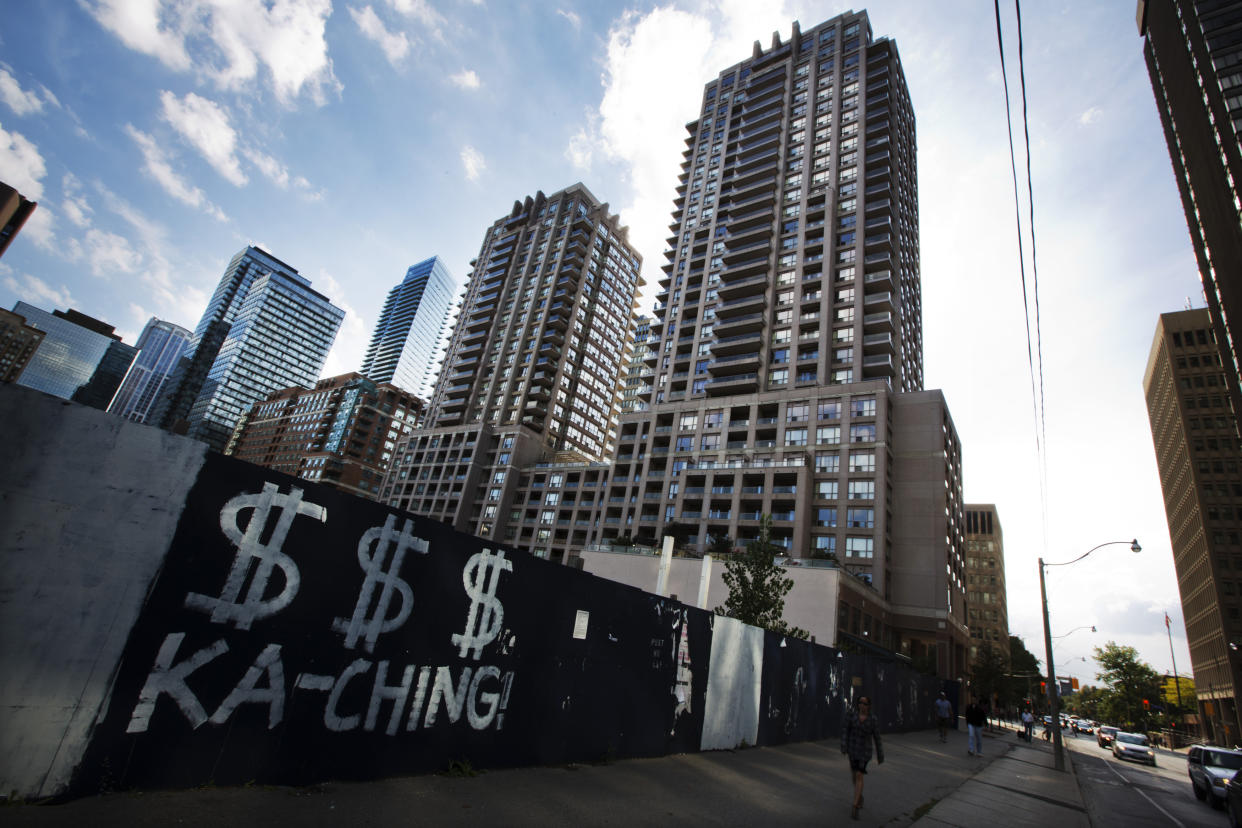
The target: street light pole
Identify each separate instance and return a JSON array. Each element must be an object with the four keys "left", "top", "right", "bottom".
[{"left": 1039, "top": 539, "right": 1141, "bottom": 773}]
